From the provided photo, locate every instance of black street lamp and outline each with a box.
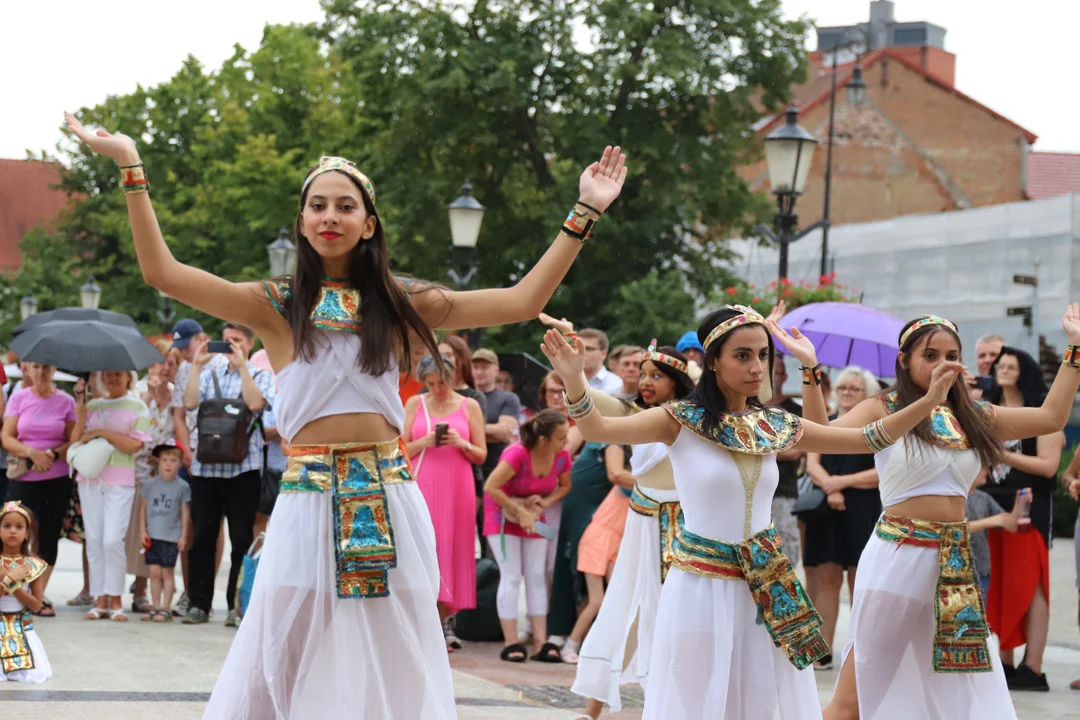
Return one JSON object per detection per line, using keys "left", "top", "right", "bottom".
{"left": 447, "top": 181, "right": 486, "bottom": 347}
{"left": 267, "top": 227, "right": 297, "bottom": 277}
{"left": 821, "top": 31, "right": 870, "bottom": 277}
{"left": 756, "top": 106, "right": 826, "bottom": 285}
{"left": 19, "top": 291, "right": 38, "bottom": 322}
{"left": 80, "top": 275, "right": 102, "bottom": 310}
{"left": 157, "top": 290, "right": 176, "bottom": 334}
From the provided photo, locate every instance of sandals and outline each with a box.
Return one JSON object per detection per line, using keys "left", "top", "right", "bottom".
{"left": 111, "top": 609, "right": 129, "bottom": 622}
{"left": 152, "top": 609, "right": 172, "bottom": 623}
{"left": 531, "top": 642, "right": 563, "bottom": 663}
{"left": 35, "top": 598, "right": 56, "bottom": 617}
{"left": 84, "top": 607, "right": 111, "bottom": 620}
{"left": 132, "top": 595, "right": 153, "bottom": 613}
{"left": 67, "top": 592, "right": 94, "bottom": 607}
{"left": 500, "top": 643, "right": 528, "bottom": 663}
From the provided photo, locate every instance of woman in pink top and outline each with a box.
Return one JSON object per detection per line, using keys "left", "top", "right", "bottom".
{"left": 484, "top": 408, "right": 573, "bottom": 663}
{"left": 403, "top": 353, "right": 487, "bottom": 650}
{"left": 2, "top": 362, "right": 79, "bottom": 612}
{"left": 75, "top": 369, "right": 152, "bottom": 622}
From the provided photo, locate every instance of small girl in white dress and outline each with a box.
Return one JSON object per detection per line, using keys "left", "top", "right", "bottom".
{"left": 0, "top": 501, "right": 52, "bottom": 684}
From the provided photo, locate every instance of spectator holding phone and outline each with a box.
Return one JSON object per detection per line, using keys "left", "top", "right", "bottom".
{"left": 483, "top": 409, "right": 572, "bottom": 664}
{"left": 966, "top": 333, "right": 1005, "bottom": 399}
{"left": 403, "top": 353, "right": 487, "bottom": 651}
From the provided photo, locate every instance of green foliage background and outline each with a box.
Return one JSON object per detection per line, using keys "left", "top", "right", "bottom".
{"left": 11, "top": 0, "right": 809, "bottom": 351}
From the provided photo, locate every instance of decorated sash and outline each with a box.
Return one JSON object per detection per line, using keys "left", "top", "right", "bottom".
{"left": 0, "top": 610, "right": 35, "bottom": 673}
{"left": 671, "top": 524, "right": 828, "bottom": 670}
{"left": 280, "top": 438, "right": 414, "bottom": 599}
{"left": 628, "top": 484, "right": 682, "bottom": 583}
{"left": 875, "top": 514, "right": 992, "bottom": 673}
{"left": 663, "top": 400, "right": 803, "bottom": 456}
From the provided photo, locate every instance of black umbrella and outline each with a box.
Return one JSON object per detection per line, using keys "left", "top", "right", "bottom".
{"left": 13, "top": 307, "right": 139, "bottom": 337}
{"left": 497, "top": 352, "right": 551, "bottom": 411}
{"left": 10, "top": 320, "right": 164, "bottom": 372}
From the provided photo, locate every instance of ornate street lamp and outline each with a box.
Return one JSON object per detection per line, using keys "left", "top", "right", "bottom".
{"left": 19, "top": 291, "right": 38, "bottom": 322}
{"left": 846, "top": 63, "right": 868, "bottom": 107}
{"left": 267, "top": 227, "right": 297, "bottom": 277}
{"left": 80, "top": 275, "right": 102, "bottom": 310}
{"left": 447, "top": 181, "right": 486, "bottom": 347}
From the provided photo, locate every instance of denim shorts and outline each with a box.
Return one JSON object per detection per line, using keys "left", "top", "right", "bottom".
{"left": 146, "top": 539, "right": 179, "bottom": 568}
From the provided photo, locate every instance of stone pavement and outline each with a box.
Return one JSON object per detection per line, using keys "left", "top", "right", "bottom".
{"left": 5, "top": 537, "right": 1080, "bottom": 719}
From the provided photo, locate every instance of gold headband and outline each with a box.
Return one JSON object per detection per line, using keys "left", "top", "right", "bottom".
{"left": 0, "top": 501, "right": 30, "bottom": 524}
{"left": 644, "top": 339, "right": 688, "bottom": 375}
{"left": 302, "top": 156, "right": 377, "bottom": 206}
{"left": 900, "top": 315, "right": 957, "bottom": 347}
{"left": 704, "top": 305, "right": 766, "bottom": 350}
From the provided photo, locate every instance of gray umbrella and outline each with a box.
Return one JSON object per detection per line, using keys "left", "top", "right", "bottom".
{"left": 12, "top": 307, "right": 139, "bottom": 337}
{"left": 10, "top": 319, "right": 164, "bottom": 372}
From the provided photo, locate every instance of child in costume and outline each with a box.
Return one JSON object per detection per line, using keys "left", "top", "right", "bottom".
{"left": 0, "top": 501, "right": 51, "bottom": 683}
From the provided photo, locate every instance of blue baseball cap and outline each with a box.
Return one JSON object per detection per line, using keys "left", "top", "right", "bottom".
{"left": 676, "top": 331, "right": 704, "bottom": 354}
{"left": 171, "top": 319, "right": 204, "bottom": 349}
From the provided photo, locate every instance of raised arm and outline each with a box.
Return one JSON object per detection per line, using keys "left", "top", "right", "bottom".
{"left": 65, "top": 115, "right": 280, "bottom": 336}
{"left": 413, "top": 147, "right": 627, "bottom": 330}
{"left": 767, "top": 313, "right": 828, "bottom": 425}
{"left": 793, "top": 362, "right": 962, "bottom": 455}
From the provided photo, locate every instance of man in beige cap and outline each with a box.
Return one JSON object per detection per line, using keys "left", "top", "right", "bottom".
{"left": 470, "top": 349, "right": 523, "bottom": 486}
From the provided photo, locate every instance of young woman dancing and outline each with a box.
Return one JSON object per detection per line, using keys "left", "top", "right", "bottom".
{"left": 67, "top": 113, "right": 626, "bottom": 718}
{"left": 821, "top": 309, "right": 1080, "bottom": 720}
{"left": 541, "top": 305, "right": 962, "bottom": 719}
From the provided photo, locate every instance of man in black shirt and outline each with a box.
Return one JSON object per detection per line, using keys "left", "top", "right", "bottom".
{"left": 767, "top": 358, "right": 804, "bottom": 566}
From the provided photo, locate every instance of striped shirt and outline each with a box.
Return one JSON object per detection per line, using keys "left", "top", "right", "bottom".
{"left": 79, "top": 396, "right": 152, "bottom": 487}
{"left": 190, "top": 363, "right": 275, "bottom": 479}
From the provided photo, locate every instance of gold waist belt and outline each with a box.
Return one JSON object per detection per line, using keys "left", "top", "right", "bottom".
{"left": 671, "top": 524, "right": 828, "bottom": 670}
{"left": 0, "top": 610, "right": 35, "bottom": 673}
{"left": 628, "top": 484, "right": 682, "bottom": 583}
{"left": 281, "top": 438, "right": 414, "bottom": 599}
{"left": 875, "top": 515, "right": 992, "bottom": 673}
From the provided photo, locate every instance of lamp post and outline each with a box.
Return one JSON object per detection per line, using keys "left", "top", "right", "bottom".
{"left": 80, "top": 275, "right": 102, "bottom": 310}
{"left": 267, "top": 227, "right": 297, "bottom": 277}
{"left": 756, "top": 106, "right": 826, "bottom": 286}
{"left": 821, "top": 31, "right": 870, "bottom": 277}
{"left": 447, "top": 181, "right": 486, "bottom": 347}
{"left": 19, "top": 291, "right": 38, "bottom": 322}
{"left": 157, "top": 289, "right": 176, "bottom": 334}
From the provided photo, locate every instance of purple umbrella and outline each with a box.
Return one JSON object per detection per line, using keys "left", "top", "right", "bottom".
{"left": 775, "top": 302, "right": 905, "bottom": 377}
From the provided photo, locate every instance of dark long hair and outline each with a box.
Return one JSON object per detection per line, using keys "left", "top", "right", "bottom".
{"left": 986, "top": 346, "right": 1047, "bottom": 408}
{"left": 441, "top": 335, "right": 476, "bottom": 389}
{"left": 634, "top": 346, "right": 696, "bottom": 409}
{"left": 284, "top": 166, "right": 442, "bottom": 374}
{"left": 689, "top": 307, "right": 775, "bottom": 433}
{"left": 889, "top": 319, "right": 1002, "bottom": 468}
{"left": 520, "top": 408, "right": 569, "bottom": 450}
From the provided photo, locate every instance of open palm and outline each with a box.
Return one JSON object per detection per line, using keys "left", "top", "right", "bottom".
{"left": 65, "top": 114, "right": 139, "bottom": 164}
{"left": 767, "top": 321, "right": 818, "bottom": 369}
{"left": 578, "top": 146, "right": 628, "bottom": 213}
{"left": 1062, "top": 303, "right": 1080, "bottom": 343}
{"left": 540, "top": 328, "right": 586, "bottom": 379}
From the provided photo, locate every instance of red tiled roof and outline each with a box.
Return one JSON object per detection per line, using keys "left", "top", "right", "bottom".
{"left": 0, "top": 159, "right": 71, "bottom": 272}
{"left": 757, "top": 49, "right": 1038, "bottom": 145}
{"left": 1026, "top": 152, "right": 1080, "bottom": 200}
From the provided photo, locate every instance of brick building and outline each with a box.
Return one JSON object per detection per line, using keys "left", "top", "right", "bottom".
{"left": 0, "top": 159, "right": 70, "bottom": 274}
{"left": 744, "top": 0, "right": 1055, "bottom": 229}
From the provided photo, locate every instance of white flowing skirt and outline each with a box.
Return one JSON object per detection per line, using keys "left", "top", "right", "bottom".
{"left": 839, "top": 533, "right": 1015, "bottom": 719}
{"left": 572, "top": 487, "right": 675, "bottom": 712}
{"left": 644, "top": 564, "right": 822, "bottom": 720}
{"left": 203, "top": 482, "right": 456, "bottom": 720}
{"left": 0, "top": 609, "right": 50, "bottom": 684}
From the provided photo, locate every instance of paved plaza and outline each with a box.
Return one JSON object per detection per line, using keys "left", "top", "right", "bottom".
{"left": 4, "top": 538, "right": 1080, "bottom": 718}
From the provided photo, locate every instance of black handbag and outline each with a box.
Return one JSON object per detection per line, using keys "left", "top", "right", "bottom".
{"left": 791, "top": 474, "right": 831, "bottom": 521}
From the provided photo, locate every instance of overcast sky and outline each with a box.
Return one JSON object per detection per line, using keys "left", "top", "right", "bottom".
{"left": 2, "top": 0, "right": 1076, "bottom": 160}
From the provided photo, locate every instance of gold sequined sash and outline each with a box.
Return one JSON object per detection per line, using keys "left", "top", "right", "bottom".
{"left": 875, "top": 515, "right": 992, "bottom": 673}
{"left": 628, "top": 484, "right": 682, "bottom": 583}
{"left": 671, "top": 524, "right": 828, "bottom": 670}
{"left": 0, "top": 610, "right": 34, "bottom": 673}
{"left": 280, "top": 438, "right": 414, "bottom": 599}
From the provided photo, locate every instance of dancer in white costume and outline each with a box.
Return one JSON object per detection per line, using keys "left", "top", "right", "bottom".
{"left": 542, "top": 327, "right": 695, "bottom": 718}
{"left": 541, "top": 305, "right": 962, "bottom": 720}
{"left": 0, "top": 502, "right": 52, "bottom": 684}
{"left": 822, "top": 310, "right": 1080, "bottom": 720}
{"left": 67, "top": 114, "right": 627, "bottom": 719}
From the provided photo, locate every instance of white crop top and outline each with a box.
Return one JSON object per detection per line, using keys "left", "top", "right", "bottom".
{"left": 274, "top": 332, "right": 404, "bottom": 441}
{"left": 875, "top": 437, "right": 982, "bottom": 507}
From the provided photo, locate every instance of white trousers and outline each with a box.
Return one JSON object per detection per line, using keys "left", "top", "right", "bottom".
{"left": 488, "top": 535, "right": 549, "bottom": 619}
{"left": 79, "top": 480, "right": 136, "bottom": 597}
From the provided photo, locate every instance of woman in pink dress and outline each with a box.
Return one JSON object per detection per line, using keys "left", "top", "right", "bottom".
{"left": 403, "top": 353, "right": 487, "bottom": 650}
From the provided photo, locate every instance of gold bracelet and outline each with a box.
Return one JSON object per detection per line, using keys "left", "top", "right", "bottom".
{"left": 801, "top": 364, "right": 823, "bottom": 386}
{"left": 120, "top": 163, "right": 149, "bottom": 195}
{"left": 562, "top": 202, "right": 601, "bottom": 243}
{"left": 1, "top": 576, "right": 20, "bottom": 595}
{"left": 1063, "top": 345, "right": 1080, "bottom": 370}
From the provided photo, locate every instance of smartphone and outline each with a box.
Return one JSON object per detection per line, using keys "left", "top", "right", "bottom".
{"left": 532, "top": 520, "right": 558, "bottom": 541}
{"left": 207, "top": 340, "right": 232, "bottom": 354}
{"left": 434, "top": 423, "right": 449, "bottom": 447}
{"left": 974, "top": 376, "right": 994, "bottom": 392}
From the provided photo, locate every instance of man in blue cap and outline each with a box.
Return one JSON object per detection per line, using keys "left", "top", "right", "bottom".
{"left": 676, "top": 330, "right": 704, "bottom": 370}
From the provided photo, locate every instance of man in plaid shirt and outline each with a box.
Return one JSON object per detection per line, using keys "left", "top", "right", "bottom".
{"left": 180, "top": 322, "right": 274, "bottom": 626}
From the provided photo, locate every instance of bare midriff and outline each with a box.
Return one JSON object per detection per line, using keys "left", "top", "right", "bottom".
{"left": 885, "top": 494, "right": 967, "bottom": 524}
{"left": 291, "top": 412, "right": 400, "bottom": 446}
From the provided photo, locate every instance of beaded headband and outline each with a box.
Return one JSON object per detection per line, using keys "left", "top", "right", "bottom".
{"left": 0, "top": 501, "right": 31, "bottom": 524}
{"left": 302, "top": 156, "right": 377, "bottom": 206}
{"left": 643, "top": 339, "right": 688, "bottom": 375}
{"left": 899, "top": 315, "right": 958, "bottom": 347}
{"left": 703, "top": 305, "right": 767, "bottom": 351}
